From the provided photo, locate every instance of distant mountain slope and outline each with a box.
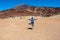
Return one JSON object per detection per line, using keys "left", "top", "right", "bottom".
{"left": 0, "top": 4, "right": 60, "bottom": 19}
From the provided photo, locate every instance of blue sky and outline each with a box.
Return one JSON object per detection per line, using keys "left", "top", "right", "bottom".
{"left": 0, "top": 0, "right": 60, "bottom": 11}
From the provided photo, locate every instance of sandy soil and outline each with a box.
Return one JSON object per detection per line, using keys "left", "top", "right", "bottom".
{"left": 0, "top": 16, "right": 60, "bottom": 40}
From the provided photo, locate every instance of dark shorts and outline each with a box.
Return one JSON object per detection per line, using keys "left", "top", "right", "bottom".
{"left": 31, "top": 22, "right": 34, "bottom": 27}
{"left": 31, "top": 22, "right": 34, "bottom": 24}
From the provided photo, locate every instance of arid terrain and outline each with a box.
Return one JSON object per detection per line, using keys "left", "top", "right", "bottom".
{"left": 0, "top": 16, "right": 60, "bottom": 40}
{"left": 0, "top": 4, "right": 60, "bottom": 40}
{"left": 0, "top": 4, "right": 60, "bottom": 19}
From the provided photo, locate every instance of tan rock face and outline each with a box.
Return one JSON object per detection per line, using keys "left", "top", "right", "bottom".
{"left": 0, "top": 4, "right": 60, "bottom": 19}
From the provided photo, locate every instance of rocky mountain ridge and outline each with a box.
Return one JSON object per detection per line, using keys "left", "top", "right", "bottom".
{"left": 0, "top": 4, "right": 60, "bottom": 19}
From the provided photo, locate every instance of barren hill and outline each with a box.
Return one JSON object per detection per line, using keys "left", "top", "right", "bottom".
{"left": 0, "top": 4, "right": 60, "bottom": 19}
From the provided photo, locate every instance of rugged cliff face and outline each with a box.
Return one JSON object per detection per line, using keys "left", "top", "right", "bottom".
{"left": 0, "top": 4, "right": 60, "bottom": 19}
